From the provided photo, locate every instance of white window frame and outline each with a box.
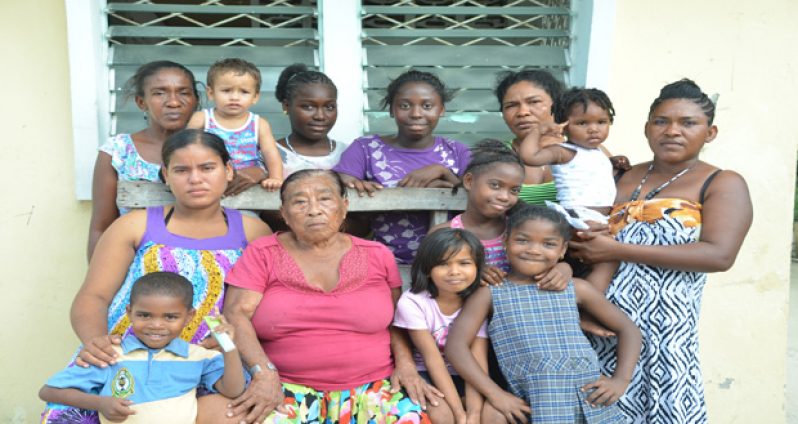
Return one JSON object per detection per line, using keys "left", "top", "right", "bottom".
{"left": 66, "top": 0, "right": 109, "bottom": 200}
{"left": 66, "top": 0, "right": 614, "bottom": 200}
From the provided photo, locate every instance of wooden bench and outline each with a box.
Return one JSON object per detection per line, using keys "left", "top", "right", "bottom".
{"left": 118, "top": 181, "right": 468, "bottom": 284}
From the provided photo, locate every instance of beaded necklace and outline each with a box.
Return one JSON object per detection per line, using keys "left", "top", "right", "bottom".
{"left": 629, "top": 162, "right": 694, "bottom": 201}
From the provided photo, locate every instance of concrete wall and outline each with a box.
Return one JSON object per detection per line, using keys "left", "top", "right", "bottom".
{"left": 0, "top": 1, "right": 91, "bottom": 422}
{"left": 607, "top": 1, "right": 797, "bottom": 422}
{"left": 0, "top": 0, "right": 794, "bottom": 422}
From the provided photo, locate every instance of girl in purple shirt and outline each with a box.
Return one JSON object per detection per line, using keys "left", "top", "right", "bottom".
{"left": 334, "top": 70, "right": 471, "bottom": 263}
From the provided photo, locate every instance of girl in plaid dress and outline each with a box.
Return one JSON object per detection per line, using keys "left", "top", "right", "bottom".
{"left": 446, "top": 205, "right": 641, "bottom": 423}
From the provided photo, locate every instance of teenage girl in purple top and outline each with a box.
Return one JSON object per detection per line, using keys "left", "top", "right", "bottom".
{"left": 333, "top": 70, "right": 471, "bottom": 264}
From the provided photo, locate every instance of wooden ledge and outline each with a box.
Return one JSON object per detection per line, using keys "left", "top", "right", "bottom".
{"left": 117, "top": 181, "right": 467, "bottom": 226}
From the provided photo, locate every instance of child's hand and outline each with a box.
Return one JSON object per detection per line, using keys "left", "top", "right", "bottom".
{"left": 212, "top": 315, "right": 236, "bottom": 344}
{"left": 259, "top": 178, "right": 283, "bottom": 192}
{"left": 226, "top": 167, "right": 267, "bottom": 196}
{"left": 77, "top": 334, "right": 122, "bottom": 368}
{"left": 480, "top": 265, "right": 506, "bottom": 286}
{"left": 539, "top": 121, "right": 568, "bottom": 148}
{"left": 98, "top": 396, "right": 135, "bottom": 422}
{"left": 487, "top": 390, "right": 531, "bottom": 424}
{"left": 399, "top": 165, "right": 447, "bottom": 188}
{"left": 340, "top": 174, "right": 383, "bottom": 197}
{"left": 534, "top": 265, "right": 569, "bottom": 291}
{"left": 581, "top": 374, "right": 629, "bottom": 408}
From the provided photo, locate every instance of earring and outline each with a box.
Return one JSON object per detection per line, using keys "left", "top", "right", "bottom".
{"left": 283, "top": 110, "right": 288, "bottom": 115}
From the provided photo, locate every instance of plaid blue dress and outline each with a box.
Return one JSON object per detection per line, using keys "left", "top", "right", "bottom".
{"left": 490, "top": 280, "right": 624, "bottom": 423}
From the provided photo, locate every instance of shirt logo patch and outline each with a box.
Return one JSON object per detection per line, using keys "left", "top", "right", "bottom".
{"left": 111, "top": 367, "right": 135, "bottom": 398}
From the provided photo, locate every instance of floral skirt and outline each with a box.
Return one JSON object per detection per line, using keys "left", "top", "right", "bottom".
{"left": 266, "top": 379, "right": 430, "bottom": 424}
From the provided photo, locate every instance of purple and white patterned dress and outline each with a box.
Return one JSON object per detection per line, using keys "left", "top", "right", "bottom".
{"left": 204, "top": 108, "right": 263, "bottom": 170}
{"left": 99, "top": 134, "right": 162, "bottom": 215}
{"left": 333, "top": 135, "right": 471, "bottom": 264}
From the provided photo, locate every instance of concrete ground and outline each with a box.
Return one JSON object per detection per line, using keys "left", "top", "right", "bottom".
{"left": 788, "top": 261, "right": 798, "bottom": 422}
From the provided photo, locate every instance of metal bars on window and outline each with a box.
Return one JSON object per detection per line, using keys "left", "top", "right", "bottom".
{"left": 361, "top": 0, "right": 572, "bottom": 144}
{"left": 105, "top": 0, "right": 319, "bottom": 136}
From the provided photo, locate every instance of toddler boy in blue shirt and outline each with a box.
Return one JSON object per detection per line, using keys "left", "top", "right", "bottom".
{"left": 39, "top": 272, "right": 245, "bottom": 423}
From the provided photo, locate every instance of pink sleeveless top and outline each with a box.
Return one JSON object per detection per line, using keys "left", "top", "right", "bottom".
{"left": 450, "top": 214, "right": 509, "bottom": 273}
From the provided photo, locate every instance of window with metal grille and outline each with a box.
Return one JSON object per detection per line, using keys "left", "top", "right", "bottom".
{"left": 361, "top": 0, "right": 572, "bottom": 144}
{"left": 106, "top": 0, "right": 319, "bottom": 137}
{"left": 67, "top": 0, "right": 612, "bottom": 199}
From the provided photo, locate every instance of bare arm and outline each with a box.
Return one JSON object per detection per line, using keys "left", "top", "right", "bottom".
{"left": 574, "top": 279, "right": 641, "bottom": 405}
{"left": 211, "top": 318, "right": 246, "bottom": 398}
{"left": 571, "top": 171, "right": 753, "bottom": 272}
{"left": 583, "top": 261, "right": 619, "bottom": 294}
{"left": 223, "top": 286, "right": 284, "bottom": 423}
{"left": 408, "top": 329, "right": 466, "bottom": 420}
{"left": 39, "top": 387, "right": 135, "bottom": 421}
{"left": 445, "top": 287, "right": 499, "bottom": 398}
{"left": 74, "top": 211, "right": 146, "bottom": 367}
{"left": 186, "top": 110, "right": 206, "bottom": 129}
{"left": 389, "top": 287, "right": 443, "bottom": 409}
{"left": 523, "top": 145, "right": 575, "bottom": 167}
{"left": 87, "top": 152, "right": 120, "bottom": 261}
{"left": 258, "top": 117, "right": 284, "bottom": 191}
{"left": 241, "top": 215, "right": 272, "bottom": 242}
{"left": 517, "top": 123, "right": 573, "bottom": 167}
{"left": 464, "top": 337, "right": 488, "bottom": 421}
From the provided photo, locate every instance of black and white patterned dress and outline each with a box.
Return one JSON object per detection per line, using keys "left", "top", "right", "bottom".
{"left": 590, "top": 196, "right": 708, "bottom": 423}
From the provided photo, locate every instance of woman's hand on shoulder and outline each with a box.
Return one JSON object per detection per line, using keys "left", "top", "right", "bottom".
{"left": 480, "top": 265, "right": 506, "bottom": 287}
{"left": 339, "top": 173, "right": 383, "bottom": 197}
{"left": 76, "top": 334, "right": 122, "bottom": 368}
{"left": 389, "top": 360, "right": 444, "bottom": 411}
{"left": 228, "top": 370, "right": 287, "bottom": 424}
{"left": 535, "top": 261, "right": 572, "bottom": 291}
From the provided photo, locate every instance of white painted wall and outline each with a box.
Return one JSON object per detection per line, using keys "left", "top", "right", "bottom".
{"left": 0, "top": 1, "right": 90, "bottom": 422}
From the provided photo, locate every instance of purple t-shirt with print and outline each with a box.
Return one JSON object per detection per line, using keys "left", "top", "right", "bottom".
{"left": 333, "top": 135, "right": 471, "bottom": 263}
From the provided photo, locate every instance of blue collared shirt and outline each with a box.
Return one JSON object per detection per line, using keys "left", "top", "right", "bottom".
{"left": 46, "top": 334, "right": 227, "bottom": 421}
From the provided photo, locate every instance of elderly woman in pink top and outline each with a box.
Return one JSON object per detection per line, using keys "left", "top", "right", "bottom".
{"left": 223, "top": 169, "right": 437, "bottom": 424}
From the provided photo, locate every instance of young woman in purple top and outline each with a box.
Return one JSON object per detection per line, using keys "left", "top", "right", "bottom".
{"left": 333, "top": 70, "right": 471, "bottom": 264}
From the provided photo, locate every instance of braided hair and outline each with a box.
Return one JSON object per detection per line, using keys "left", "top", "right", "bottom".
{"left": 275, "top": 63, "right": 337, "bottom": 105}
{"left": 380, "top": 69, "right": 454, "bottom": 112}
{"left": 453, "top": 139, "right": 524, "bottom": 194}
{"left": 553, "top": 87, "right": 615, "bottom": 124}
{"left": 649, "top": 78, "right": 716, "bottom": 124}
